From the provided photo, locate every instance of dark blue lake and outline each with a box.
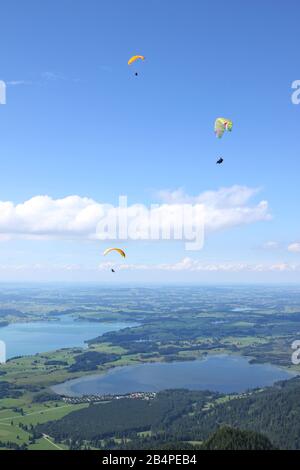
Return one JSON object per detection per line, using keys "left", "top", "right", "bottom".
{"left": 52, "top": 354, "right": 296, "bottom": 396}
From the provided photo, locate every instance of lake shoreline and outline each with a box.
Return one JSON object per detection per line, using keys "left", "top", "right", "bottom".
{"left": 0, "top": 316, "right": 138, "bottom": 359}
{"left": 51, "top": 353, "right": 298, "bottom": 397}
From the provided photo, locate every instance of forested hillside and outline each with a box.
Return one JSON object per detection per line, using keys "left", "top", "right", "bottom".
{"left": 202, "top": 426, "right": 275, "bottom": 450}
{"left": 35, "top": 377, "right": 300, "bottom": 449}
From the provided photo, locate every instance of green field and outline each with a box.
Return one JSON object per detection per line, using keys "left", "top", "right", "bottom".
{"left": 0, "top": 402, "right": 88, "bottom": 448}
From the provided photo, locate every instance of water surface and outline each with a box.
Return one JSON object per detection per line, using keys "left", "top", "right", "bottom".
{"left": 0, "top": 316, "right": 135, "bottom": 358}
{"left": 52, "top": 354, "right": 296, "bottom": 396}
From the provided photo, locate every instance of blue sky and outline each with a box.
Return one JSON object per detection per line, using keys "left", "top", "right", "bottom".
{"left": 0, "top": 0, "right": 299, "bottom": 282}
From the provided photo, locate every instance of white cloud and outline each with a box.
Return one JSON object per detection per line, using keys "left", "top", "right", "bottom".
{"left": 157, "top": 186, "right": 270, "bottom": 233}
{"left": 6, "top": 80, "right": 31, "bottom": 86}
{"left": 117, "top": 258, "right": 300, "bottom": 273}
{"left": 262, "top": 241, "right": 280, "bottom": 250}
{"left": 41, "top": 72, "right": 80, "bottom": 83}
{"left": 288, "top": 243, "right": 300, "bottom": 253}
{"left": 0, "top": 195, "right": 104, "bottom": 239}
{"left": 157, "top": 185, "right": 261, "bottom": 206}
{"left": 6, "top": 72, "right": 79, "bottom": 88}
{"left": 0, "top": 186, "right": 270, "bottom": 242}
{"left": 0, "top": 259, "right": 298, "bottom": 274}
{"left": 41, "top": 71, "right": 66, "bottom": 81}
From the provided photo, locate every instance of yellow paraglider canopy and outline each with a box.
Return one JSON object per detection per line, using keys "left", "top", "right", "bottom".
{"left": 103, "top": 247, "right": 126, "bottom": 258}
{"left": 128, "top": 55, "right": 145, "bottom": 66}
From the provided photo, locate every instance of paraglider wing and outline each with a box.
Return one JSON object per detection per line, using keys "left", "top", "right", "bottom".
{"left": 214, "top": 118, "right": 225, "bottom": 138}
{"left": 225, "top": 119, "right": 233, "bottom": 132}
{"left": 128, "top": 55, "right": 145, "bottom": 66}
{"left": 214, "top": 118, "right": 233, "bottom": 138}
{"left": 103, "top": 248, "right": 126, "bottom": 258}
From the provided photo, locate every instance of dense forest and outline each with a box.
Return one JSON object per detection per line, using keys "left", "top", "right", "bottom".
{"left": 201, "top": 427, "right": 275, "bottom": 450}
{"left": 36, "top": 390, "right": 214, "bottom": 442}
{"left": 36, "top": 377, "right": 300, "bottom": 449}
{"left": 0, "top": 381, "right": 22, "bottom": 399}
{"left": 68, "top": 351, "right": 121, "bottom": 372}
{"left": 185, "top": 377, "right": 300, "bottom": 450}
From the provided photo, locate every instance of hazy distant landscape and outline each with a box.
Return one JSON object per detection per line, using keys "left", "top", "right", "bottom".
{"left": 1, "top": 284, "right": 300, "bottom": 450}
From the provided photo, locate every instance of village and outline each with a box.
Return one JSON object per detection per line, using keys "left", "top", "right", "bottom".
{"left": 61, "top": 391, "right": 157, "bottom": 404}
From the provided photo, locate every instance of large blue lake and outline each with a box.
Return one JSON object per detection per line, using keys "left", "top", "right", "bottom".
{"left": 0, "top": 316, "right": 135, "bottom": 359}
{"left": 52, "top": 354, "right": 296, "bottom": 396}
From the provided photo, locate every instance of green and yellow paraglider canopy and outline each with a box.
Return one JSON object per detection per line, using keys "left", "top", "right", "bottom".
{"left": 103, "top": 247, "right": 126, "bottom": 258}
{"left": 214, "top": 117, "right": 233, "bottom": 138}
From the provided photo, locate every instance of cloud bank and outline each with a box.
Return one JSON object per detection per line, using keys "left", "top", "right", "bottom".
{"left": 115, "top": 258, "right": 300, "bottom": 273}
{"left": 288, "top": 243, "right": 300, "bottom": 253}
{"left": 0, "top": 186, "right": 270, "bottom": 242}
{"left": 0, "top": 259, "right": 298, "bottom": 274}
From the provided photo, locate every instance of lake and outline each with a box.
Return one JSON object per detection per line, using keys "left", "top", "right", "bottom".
{"left": 0, "top": 316, "right": 136, "bottom": 359}
{"left": 52, "top": 354, "right": 296, "bottom": 396}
